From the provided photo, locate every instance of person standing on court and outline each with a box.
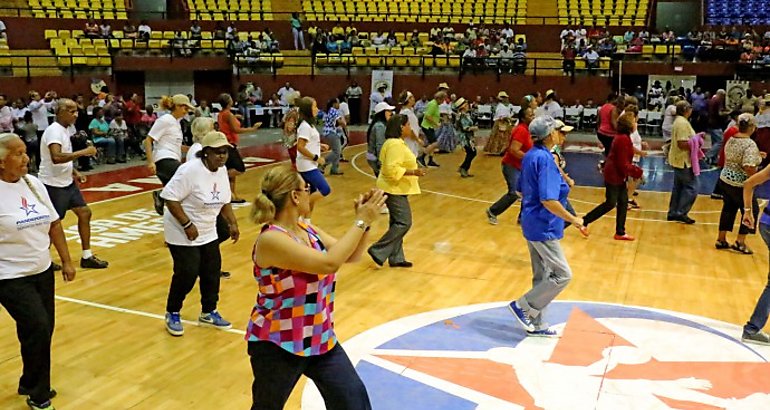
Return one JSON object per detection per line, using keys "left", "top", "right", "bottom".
{"left": 486, "top": 107, "right": 534, "bottom": 225}
{"left": 454, "top": 97, "right": 478, "bottom": 178}
{"left": 739, "top": 161, "right": 770, "bottom": 346}
{"left": 0, "top": 132, "right": 76, "bottom": 410}
{"left": 38, "top": 98, "right": 108, "bottom": 269}
{"left": 144, "top": 94, "right": 195, "bottom": 215}
{"left": 346, "top": 81, "right": 363, "bottom": 125}
{"left": 715, "top": 113, "right": 762, "bottom": 254}
{"left": 597, "top": 93, "right": 625, "bottom": 159}
{"left": 417, "top": 91, "right": 444, "bottom": 167}
{"left": 368, "top": 114, "right": 426, "bottom": 268}
{"left": 249, "top": 166, "right": 386, "bottom": 410}
{"left": 581, "top": 112, "right": 642, "bottom": 241}
{"left": 321, "top": 97, "right": 345, "bottom": 176}
{"left": 705, "top": 89, "right": 730, "bottom": 165}
{"left": 295, "top": 96, "right": 330, "bottom": 219}
{"left": 508, "top": 116, "right": 588, "bottom": 337}
{"left": 366, "top": 101, "right": 395, "bottom": 176}
{"left": 161, "top": 131, "right": 239, "bottom": 336}
{"left": 667, "top": 101, "right": 699, "bottom": 224}
{"left": 217, "top": 93, "right": 261, "bottom": 203}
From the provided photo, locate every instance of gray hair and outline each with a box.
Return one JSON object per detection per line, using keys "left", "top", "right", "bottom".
{"left": 0, "top": 132, "right": 21, "bottom": 161}
{"left": 191, "top": 117, "right": 215, "bottom": 143}
{"left": 55, "top": 98, "right": 76, "bottom": 115}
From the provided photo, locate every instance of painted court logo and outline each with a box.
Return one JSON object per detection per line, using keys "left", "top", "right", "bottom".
{"left": 302, "top": 301, "right": 770, "bottom": 409}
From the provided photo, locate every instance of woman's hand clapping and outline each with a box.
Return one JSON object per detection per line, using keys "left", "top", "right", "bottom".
{"left": 354, "top": 189, "right": 388, "bottom": 226}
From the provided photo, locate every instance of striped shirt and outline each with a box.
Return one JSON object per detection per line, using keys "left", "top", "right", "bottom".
{"left": 246, "top": 223, "right": 337, "bottom": 356}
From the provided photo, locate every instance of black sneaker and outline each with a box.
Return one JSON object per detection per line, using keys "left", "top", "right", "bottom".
{"left": 427, "top": 159, "right": 440, "bottom": 167}
{"left": 416, "top": 155, "right": 427, "bottom": 167}
{"left": 681, "top": 216, "right": 696, "bottom": 224}
{"left": 710, "top": 193, "right": 724, "bottom": 200}
{"left": 221, "top": 271, "right": 231, "bottom": 279}
{"left": 152, "top": 191, "right": 164, "bottom": 216}
{"left": 742, "top": 330, "right": 770, "bottom": 346}
{"left": 18, "top": 387, "right": 56, "bottom": 400}
{"left": 81, "top": 256, "right": 109, "bottom": 269}
{"left": 25, "top": 397, "right": 54, "bottom": 410}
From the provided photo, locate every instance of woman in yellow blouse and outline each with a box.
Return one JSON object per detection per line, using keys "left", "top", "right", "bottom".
{"left": 368, "top": 114, "right": 426, "bottom": 268}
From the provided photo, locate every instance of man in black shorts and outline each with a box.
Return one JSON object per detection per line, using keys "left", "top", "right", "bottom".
{"left": 38, "top": 99, "right": 108, "bottom": 269}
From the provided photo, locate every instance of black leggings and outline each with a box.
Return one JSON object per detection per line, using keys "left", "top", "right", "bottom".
{"left": 718, "top": 180, "right": 758, "bottom": 235}
{"left": 583, "top": 182, "right": 628, "bottom": 235}
{"left": 460, "top": 144, "right": 477, "bottom": 171}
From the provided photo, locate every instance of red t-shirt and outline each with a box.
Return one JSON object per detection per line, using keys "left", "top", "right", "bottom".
{"left": 124, "top": 100, "right": 142, "bottom": 126}
{"left": 502, "top": 122, "right": 533, "bottom": 170}
{"left": 717, "top": 126, "right": 739, "bottom": 168}
{"left": 218, "top": 108, "right": 239, "bottom": 145}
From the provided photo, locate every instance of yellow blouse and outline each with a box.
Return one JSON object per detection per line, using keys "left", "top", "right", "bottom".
{"left": 376, "top": 138, "right": 421, "bottom": 195}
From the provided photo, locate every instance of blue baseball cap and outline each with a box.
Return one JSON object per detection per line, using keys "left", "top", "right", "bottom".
{"left": 529, "top": 115, "right": 557, "bottom": 140}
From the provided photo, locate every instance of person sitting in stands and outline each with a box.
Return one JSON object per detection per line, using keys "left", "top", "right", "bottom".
{"left": 137, "top": 20, "right": 151, "bottom": 41}
{"left": 100, "top": 21, "right": 112, "bottom": 39}
{"left": 85, "top": 18, "right": 100, "bottom": 39}
{"left": 123, "top": 21, "right": 138, "bottom": 39}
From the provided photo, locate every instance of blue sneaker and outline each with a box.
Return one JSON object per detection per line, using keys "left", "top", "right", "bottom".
{"left": 526, "top": 328, "right": 559, "bottom": 338}
{"left": 508, "top": 301, "right": 535, "bottom": 332}
{"left": 165, "top": 312, "right": 184, "bottom": 336}
{"left": 199, "top": 310, "right": 232, "bottom": 330}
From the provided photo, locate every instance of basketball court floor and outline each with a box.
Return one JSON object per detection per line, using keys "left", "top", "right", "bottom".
{"left": 1, "top": 132, "right": 769, "bottom": 409}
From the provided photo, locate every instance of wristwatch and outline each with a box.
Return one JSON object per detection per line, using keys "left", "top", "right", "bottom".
{"left": 354, "top": 219, "right": 369, "bottom": 231}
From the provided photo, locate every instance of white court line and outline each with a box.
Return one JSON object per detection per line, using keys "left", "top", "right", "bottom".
{"left": 55, "top": 295, "right": 247, "bottom": 336}
{"left": 350, "top": 151, "right": 724, "bottom": 224}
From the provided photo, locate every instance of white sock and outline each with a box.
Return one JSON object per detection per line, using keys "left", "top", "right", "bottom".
{"left": 82, "top": 249, "right": 93, "bottom": 259}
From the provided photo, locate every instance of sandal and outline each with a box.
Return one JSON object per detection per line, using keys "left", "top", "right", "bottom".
{"left": 715, "top": 240, "right": 730, "bottom": 250}
{"left": 731, "top": 242, "right": 753, "bottom": 255}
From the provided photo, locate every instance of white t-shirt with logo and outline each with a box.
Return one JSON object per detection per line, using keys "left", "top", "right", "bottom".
{"left": 148, "top": 113, "right": 183, "bottom": 162}
{"left": 160, "top": 159, "right": 231, "bottom": 246}
{"left": 0, "top": 175, "right": 57, "bottom": 279}
{"left": 296, "top": 121, "right": 321, "bottom": 172}
{"left": 38, "top": 122, "right": 75, "bottom": 188}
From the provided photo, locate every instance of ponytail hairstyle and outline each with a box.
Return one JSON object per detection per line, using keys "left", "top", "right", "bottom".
{"left": 251, "top": 166, "right": 305, "bottom": 224}
{"left": 295, "top": 96, "right": 316, "bottom": 125}
{"left": 159, "top": 95, "right": 176, "bottom": 111}
{"left": 737, "top": 113, "right": 756, "bottom": 134}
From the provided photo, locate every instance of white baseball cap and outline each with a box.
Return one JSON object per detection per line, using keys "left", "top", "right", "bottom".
{"left": 374, "top": 101, "right": 395, "bottom": 114}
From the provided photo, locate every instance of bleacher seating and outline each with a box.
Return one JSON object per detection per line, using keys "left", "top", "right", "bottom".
{"left": 705, "top": 0, "right": 770, "bottom": 25}
{"left": 27, "top": 0, "right": 128, "bottom": 19}
{"left": 187, "top": 0, "right": 273, "bottom": 21}
{"left": 302, "top": 0, "right": 527, "bottom": 25}
{"left": 0, "top": 38, "right": 11, "bottom": 72}
{"left": 557, "top": 0, "right": 648, "bottom": 26}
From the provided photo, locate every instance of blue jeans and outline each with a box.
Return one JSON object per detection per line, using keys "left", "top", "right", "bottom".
{"left": 744, "top": 223, "right": 770, "bottom": 335}
{"left": 667, "top": 167, "right": 699, "bottom": 219}
{"left": 706, "top": 128, "right": 723, "bottom": 162}
{"left": 489, "top": 164, "right": 520, "bottom": 216}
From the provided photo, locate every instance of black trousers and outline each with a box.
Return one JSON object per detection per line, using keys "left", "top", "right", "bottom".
{"left": 460, "top": 144, "right": 477, "bottom": 171}
{"left": 0, "top": 267, "right": 55, "bottom": 404}
{"left": 718, "top": 180, "right": 758, "bottom": 235}
{"left": 583, "top": 182, "right": 628, "bottom": 235}
{"left": 349, "top": 97, "right": 361, "bottom": 125}
{"left": 248, "top": 341, "right": 371, "bottom": 410}
{"left": 155, "top": 158, "right": 181, "bottom": 186}
{"left": 597, "top": 133, "right": 614, "bottom": 158}
{"left": 165, "top": 240, "right": 222, "bottom": 313}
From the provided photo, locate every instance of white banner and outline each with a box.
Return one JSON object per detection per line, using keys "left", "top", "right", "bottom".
{"left": 369, "top": 70, "right": 394, "bottom": 120}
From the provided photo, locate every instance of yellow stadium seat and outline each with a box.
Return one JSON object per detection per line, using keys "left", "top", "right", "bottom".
{"left": 45, "top": 30, "right": 59, "bottom": 40}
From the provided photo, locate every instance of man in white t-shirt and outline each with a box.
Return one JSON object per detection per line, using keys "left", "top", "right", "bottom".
{"left": 539, "top": 89, "right": 563, "bottom": 119}
{"left": 277, "top": 82, "right": 295, "bottom": 106}
{"left": 39, "top": 99, "right": 108, "bottom": 269}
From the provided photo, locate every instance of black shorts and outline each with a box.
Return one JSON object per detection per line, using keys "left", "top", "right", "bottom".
{"left": 421, "top": 127, "right": 437, "bottom": 144}
{"left": 155, "top": 158, "right": 181, "bottom": 186}
{"left": 45, "top": 182, "right": 87, "bottom": 219}
{"left": 225, "top": 145, "right": 246, "bottom": 173}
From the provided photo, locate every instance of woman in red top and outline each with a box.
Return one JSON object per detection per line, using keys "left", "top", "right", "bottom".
{"left": 486, "top": 108, "right": 534, "bottom": 225}
{"left": 582, "top": 111, "right": 643, "bottom": 241}
{"left": 217, "top": 93, "right": 261, "bottom": 203}
{"left": 597, "top": 93, "right": 625, "bottom": 158}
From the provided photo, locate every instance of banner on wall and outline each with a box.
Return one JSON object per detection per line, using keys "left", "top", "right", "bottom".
{"left": 369, "top": 70, "right": 394, "bottom": 119}
{"left": 726, "top": 80, "right": 750, "bottom": 111}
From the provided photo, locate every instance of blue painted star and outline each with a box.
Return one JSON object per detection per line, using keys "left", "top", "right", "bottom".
{"left": 20, "top": 196, "right": 38, "bottom": 217}
{"left": 211, "top": 183, "right": 221, "bottom": 200}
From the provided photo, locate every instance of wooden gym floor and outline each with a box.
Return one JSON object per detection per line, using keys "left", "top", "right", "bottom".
{"left": 1, "top": 144, "right": 768, "bottom": 409}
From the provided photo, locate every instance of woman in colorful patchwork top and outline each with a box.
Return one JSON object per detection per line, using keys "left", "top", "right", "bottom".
{"left": 248, "top": 165, "right": 386, "bottom": 410}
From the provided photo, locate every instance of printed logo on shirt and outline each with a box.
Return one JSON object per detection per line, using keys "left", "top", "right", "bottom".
{"left": 16, "top": 195, "right": 49, "bottom": 230}
{"left": 211, "top": 183, "right": 221, "bottom": 201}
{"left": 204, "top": 183, "right": 224, "bottom": 207}
{"left": 301, "top": 301, "right": 770, "bottom": 409}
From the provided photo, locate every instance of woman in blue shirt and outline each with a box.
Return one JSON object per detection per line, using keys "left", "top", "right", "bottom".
{"left": 508, "top": 116, "right": 588, "bottom": 338}
{"left": 88, "top": 107, "right": 121, "bottom": 164}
